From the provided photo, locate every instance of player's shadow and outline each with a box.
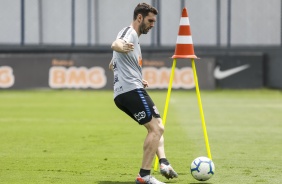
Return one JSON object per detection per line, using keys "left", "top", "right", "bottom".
{"left": 98, "top": 181, "right": 178, "bottom": 184}
{"left": 98, "top": 182, "right": 132, "bottom": 184}
{"left": 98, "top": 180, "right": 210, "bottom": 184}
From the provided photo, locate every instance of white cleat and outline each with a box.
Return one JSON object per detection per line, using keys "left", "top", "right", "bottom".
{"left": 135, "top": 174, "right": 166, "bottom": 184}
{"left": 160, "top": 163, "right": 178, "bottom": 180}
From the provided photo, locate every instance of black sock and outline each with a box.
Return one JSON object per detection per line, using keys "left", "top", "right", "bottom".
{"left": 159, "top": 158, "right": 170, "bottom": 165}
{"left": 139, "top": 168, "right": 150, "bottom": 177}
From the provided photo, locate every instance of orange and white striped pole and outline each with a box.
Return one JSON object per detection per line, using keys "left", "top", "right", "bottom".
{"left": 153, "top": 7, "right": 212, "bottom": 171}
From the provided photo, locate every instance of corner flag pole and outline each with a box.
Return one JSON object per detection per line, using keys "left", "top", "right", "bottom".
{"left": 191, "top": 59, "right": 212, "bottom": 160}
{"left": 153, "top": 58, "right": 177, "bottom": 171}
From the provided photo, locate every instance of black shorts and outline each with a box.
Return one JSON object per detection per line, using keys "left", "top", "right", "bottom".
{"left": 114, "top": 88, "right": 161, "bottom": 125}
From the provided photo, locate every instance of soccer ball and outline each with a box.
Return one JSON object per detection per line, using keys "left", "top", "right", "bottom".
{"left": 190, "top": 156, "right": 215, "bottom": 181}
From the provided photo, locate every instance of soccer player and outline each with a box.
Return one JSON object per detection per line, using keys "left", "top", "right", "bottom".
{"left": 109, "top": 3, "right": 178, "bottom": 184}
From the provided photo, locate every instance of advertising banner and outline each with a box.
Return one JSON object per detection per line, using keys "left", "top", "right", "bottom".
{"left": 214, "top": 54, "right": 264, "bottom": 88}
{"left": 0, "top": 53, "right": 216, "bottom": 90}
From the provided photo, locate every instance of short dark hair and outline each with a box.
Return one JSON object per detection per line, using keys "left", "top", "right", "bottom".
{"left": 133, "top": 3, "right": 158, "bottom": 20}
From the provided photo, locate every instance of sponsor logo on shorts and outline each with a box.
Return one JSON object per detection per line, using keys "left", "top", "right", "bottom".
{"left": 134, "top": 111, "right": 146, "bottom": 122}
{"left": 153, "top": 106, "right": 160, "bottom": 115}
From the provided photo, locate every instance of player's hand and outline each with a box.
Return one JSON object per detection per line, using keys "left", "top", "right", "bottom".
{"left": 109, "top": 59, "right": 113, "bottom": 71}
{"left": 123, "top": 42, "right": 134, "bottom": 52}
{"left": 142, "top": 79, "right": 149, "bottom": 88}
{"left": 111, "top": 39, "right": 134, "bottom": 53}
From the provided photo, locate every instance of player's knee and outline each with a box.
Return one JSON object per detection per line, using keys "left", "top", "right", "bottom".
{"left": 157, "top": 125, "right": 164, "bottom": 136}
{"left": 155, "top": 118, "right": 164, "bottom": 135}
{"left": 144, "top": 117, "right": 164, "bottom": 135}
{"left": 154, "top": 126, "right": 164, "bottom": 138}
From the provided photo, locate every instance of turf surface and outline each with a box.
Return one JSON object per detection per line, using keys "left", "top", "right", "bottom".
{"left": 0, "top": 89, "right": 281, "bottom": 183}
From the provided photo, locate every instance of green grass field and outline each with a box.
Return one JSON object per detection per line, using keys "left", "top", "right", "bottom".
{"left": 0, "top": 89, "right": 282, "bottom": 184}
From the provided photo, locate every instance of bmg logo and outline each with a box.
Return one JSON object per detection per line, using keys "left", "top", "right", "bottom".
{"left": 0, "top": 66, "right": 14, "bottom": 88}
{"left": 134, "top": 111, "right": 146, "bottom": 122}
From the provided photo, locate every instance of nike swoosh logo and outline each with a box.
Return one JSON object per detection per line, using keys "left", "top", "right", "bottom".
{"left": 214, "top": 64, "right": 250, "bottom": 79}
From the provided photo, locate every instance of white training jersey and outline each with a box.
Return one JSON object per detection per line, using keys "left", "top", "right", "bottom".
{"left": 112, "top": 26, "right": 143, "bottom": 98}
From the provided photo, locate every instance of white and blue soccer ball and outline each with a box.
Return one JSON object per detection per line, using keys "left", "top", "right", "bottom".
{"left": 190, "top": 156, "right": 215, "bottom": 181}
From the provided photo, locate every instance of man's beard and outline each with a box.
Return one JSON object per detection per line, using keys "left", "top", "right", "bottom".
{"left": 139, "top": 21, "right": 150, "bottom": 34}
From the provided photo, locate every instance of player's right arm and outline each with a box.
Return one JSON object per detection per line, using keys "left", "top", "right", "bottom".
{"left": 111, "top": 39, "right": 134, "bottom": 53}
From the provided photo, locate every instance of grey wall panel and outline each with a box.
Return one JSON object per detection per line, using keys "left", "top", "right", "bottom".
{"left": 160, "top": 0, "right": 181, "bottom": 46}
{"left": 96, "top": 0, "right": 133, "bottom": 45}
{"left": 0, "top": 0, "right": 21, "bottom": 44}
{"left": 220, "top": 0, "right": 228, "bottom": 46}
{"left": 42, "top": 0, "right": 72, "bottom": 45}
{"left": 160, "top": 0, "right": 218, "bottom": 46}
{"left": 0, "top": 0, "right": 281, "bottom": 46}
{"left": 185, "top": 0, "right": 217, "bottom": 46}
{"left": 96, "top": 0, "right": 152, "bottom": 45}
{"left": 25, "top": 0, "right": 39, "bottom": 44}
{"left": 74, "top": 0, "right": 88, "bottom": 45}
{"left": 231, "top": 0, "right": 281, "bottom": 46}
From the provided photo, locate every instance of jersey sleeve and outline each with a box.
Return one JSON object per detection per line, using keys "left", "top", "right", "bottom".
{"left": 116, "top": 27, "right": 134, "bottom": 43}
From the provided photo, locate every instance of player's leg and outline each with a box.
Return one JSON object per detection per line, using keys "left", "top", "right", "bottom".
{"left": 137, "top": 89, "right": 178, "bottom": 180}
{"left": 114, "top": 89, "right": 170, "bottom": 183}
{"left": 156, "top": 126, "right": 178, "bottom": 179}
{"left": 136, "top": 117, "right": 166, "bottom": 184}
{"left": 141, "top": 117, "right": 164, "bottom": 170}
{"left": 132, "top": 89, "right": 166, "bottom": 184}
{"left": 156, "top": 133, "right": 166, "bottom": 159}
